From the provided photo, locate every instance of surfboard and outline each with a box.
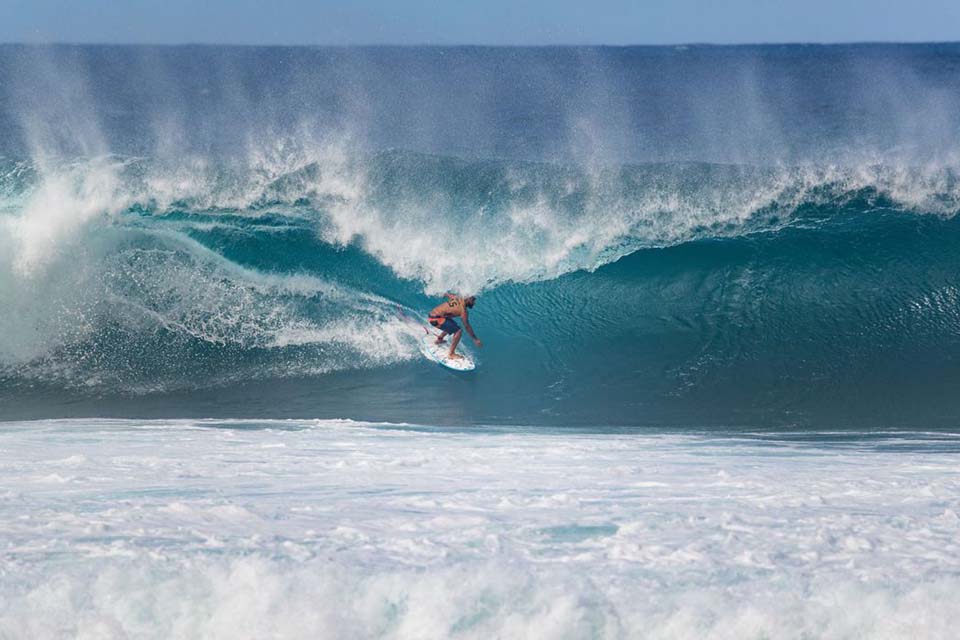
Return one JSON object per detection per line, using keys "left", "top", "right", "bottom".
{"left": 419, "top": 334, "right": 476, "bottom": 371}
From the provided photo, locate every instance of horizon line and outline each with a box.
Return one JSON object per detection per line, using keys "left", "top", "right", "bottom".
{"left": 2, "top": 40, "right": 959, "bottom": 49}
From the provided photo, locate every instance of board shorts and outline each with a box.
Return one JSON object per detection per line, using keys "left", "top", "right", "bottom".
{"left": 428, "top": 316, "right": 461, "bottom": 334}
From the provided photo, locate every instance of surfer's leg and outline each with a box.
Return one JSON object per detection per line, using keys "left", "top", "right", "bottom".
{"left": 448, "top": 329, "right": 464, "bottom": 359}
{"left": 435, "top": 331, "right": 447, "bottom": 344}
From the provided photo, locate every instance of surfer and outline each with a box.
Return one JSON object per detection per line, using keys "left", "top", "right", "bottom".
{"left": 427, "top": 294, "right": 482, "bottom": 360}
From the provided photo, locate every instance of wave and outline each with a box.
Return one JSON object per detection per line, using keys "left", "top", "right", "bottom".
{"left": 5, "top": 555, "right": 957, "bottom": 639}
{"left": 2, "top": 148, "right": 960, "bottom": 425}
{"left": 4, "top": 150, "right": 960, "bottom": 282}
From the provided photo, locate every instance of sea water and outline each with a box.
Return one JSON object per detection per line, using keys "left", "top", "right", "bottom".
{"left": 2, "top": 44, "right": 960, "bottom": 637}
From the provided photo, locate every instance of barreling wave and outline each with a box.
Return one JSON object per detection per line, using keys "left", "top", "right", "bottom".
{"left": 2, "top": 147, "right": 960, "bottom": 426}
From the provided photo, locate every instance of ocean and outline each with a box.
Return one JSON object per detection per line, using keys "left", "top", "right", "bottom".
{"left": 1, "top": 43, "right": 959, "bottom": 638}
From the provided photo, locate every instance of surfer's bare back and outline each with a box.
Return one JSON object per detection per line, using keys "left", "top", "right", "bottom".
{"left": 427, "top": 294, "right": 482, "bottom": 360}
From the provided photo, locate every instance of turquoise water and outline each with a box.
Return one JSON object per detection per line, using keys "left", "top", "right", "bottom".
{"left": 2, "top": 44, "right": 960, "bottom": 638}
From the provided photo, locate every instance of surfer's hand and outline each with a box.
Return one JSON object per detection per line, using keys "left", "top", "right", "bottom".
{"left": 474, "top": 338, "right": 483, "bottom": 348}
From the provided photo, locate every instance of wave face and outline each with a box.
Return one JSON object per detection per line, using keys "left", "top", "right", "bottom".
{"left": 3, "top": 44, "right": 960, "bottom": 426}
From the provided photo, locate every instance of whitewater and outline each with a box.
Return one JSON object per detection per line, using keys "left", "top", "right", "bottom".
{"left": 2, "top": 43, "right": 960, "bottom": 638}
{"left": 2, "top": 420, "right": 959, "bottom": 639}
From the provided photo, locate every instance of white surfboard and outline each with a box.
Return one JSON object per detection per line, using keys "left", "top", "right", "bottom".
{"left": 419, "top": 334, "right": 476, "bottom": 371}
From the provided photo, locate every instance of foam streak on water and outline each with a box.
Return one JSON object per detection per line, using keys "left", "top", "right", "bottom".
{"left": 1, "top": 419, "right": 958, "bottom": 639}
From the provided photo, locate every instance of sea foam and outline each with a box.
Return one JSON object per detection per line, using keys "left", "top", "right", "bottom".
{"left": 1, "top": 420, "right": 958, "bottom": 639}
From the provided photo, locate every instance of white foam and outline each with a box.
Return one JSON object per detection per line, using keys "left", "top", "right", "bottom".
{"left": 0, "top": 186, "right": 419, "bottom": 378}
{"left": 4, "top": 159, "right": 127, "bottom": 276}
{"left": 304, "top": 156, "right": 960, "bottom": 294}
{"left": 1, "top": 420, "right": 958, "bottom": 638}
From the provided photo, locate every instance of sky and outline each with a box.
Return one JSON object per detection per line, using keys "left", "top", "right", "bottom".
{"left": 2, "top": 0, "right": 959, "bottom": 46}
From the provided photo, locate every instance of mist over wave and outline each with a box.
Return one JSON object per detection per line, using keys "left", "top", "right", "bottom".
{"left": 2, "top": 43, "right": 960, "bottom": 425}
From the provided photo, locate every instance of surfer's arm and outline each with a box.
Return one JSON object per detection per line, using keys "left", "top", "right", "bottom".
{"left": 461, "top": 309, "right": 482, "bottom": 346}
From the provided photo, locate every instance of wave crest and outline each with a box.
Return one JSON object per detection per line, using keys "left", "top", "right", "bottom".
{"left": 3, "top": 149, "right": 960, "bottom": 407}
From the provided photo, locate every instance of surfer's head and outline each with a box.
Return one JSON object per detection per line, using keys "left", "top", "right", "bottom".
{"left": 465, "top": 296, "right": 476, "bottom": 308}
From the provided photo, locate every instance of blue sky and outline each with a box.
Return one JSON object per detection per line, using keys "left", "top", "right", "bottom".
{"left": 3, "top": 0, "right": 959, "bottom": 45}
